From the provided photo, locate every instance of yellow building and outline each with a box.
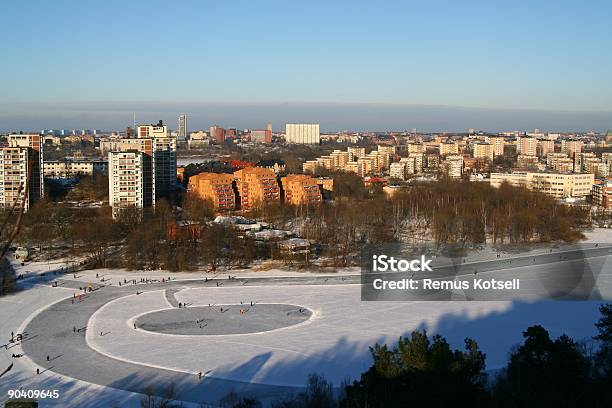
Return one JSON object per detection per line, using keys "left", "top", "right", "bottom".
{"left": 485, "top": 136, "right": 506, "bottom": 157}
{"left": 473, "top": 142, "right": 494, "bottom": 161}
{"left": 347, "top": 146, "right": 366, "bottom": 160}
{"left": 281, "top": 174, "right": 322, "bottom": 205}
{"left": 407, "top": 143, "right": 425, "bottom": 154}
{"left": 187, "top": 172, "right": 236, "bottom": 211}
{"left": 440, "top": 141, "right": 459, "bottom": 156}
{"left": 234, "top": 167, "right": 280, "bottom": 210}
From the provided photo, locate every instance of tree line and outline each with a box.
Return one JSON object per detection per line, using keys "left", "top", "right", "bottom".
{"left": 3, "top": 175, "right": 592, "bottom": 272}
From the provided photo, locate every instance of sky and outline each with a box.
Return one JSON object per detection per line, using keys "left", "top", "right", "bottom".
{"left": 1, "top": 0, "right": 611, "bottom": 132}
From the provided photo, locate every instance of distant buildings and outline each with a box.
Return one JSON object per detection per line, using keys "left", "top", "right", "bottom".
{"left": 285, "top": 124, "right": 320, "bottom": 144}
{"left": 251, "top": 129, "right": 272, "bottom": 144}
{"left": 0, "top": 134, "right": 44, "bottom": 211}
{"left": 44, "top": 157, "right": 108, "bottom": 178}
{"left": 178, "top": 114, "right": 187, "bottom": 141}
{"left": 303, "top": 145, "right": 393, "bottom": 177}
{"left": 210, "top": 125, "right": 226, "bottom": 144}
{"left": 537, "top": 139, "right": 555, "bottom": 157}
{"left": 561, "top": 139, "right": 583, "bottom": 158}
{"left": 490, "top": 171, "right": 594, "bottom": 199}
{"left": 516, "top": 137, "right": 537, "bottom": 156}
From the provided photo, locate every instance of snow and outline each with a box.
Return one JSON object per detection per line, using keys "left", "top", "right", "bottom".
{"left": 0, "top": 283, "right": 144, "bottom": 407}
{"left": 0, "top": 228, "right": 610, "bottom": 406}
{"left": 87, "top": 283, "right": 607, "bottom": 388}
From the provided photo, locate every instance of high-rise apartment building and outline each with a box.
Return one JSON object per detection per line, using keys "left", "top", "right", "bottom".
{"left": 473, "top": 142, "right": 494, "bottom": 161}
{"left": 390, "top": 162, "right": 408, "bottom": 180}
{"left": 108, "top": 151, "right": 145, "bottom": 217}
{"left": 0, "top": 134, "right": 44, "bottom": 211}
{"left": 537, "top": 139, "right": 555, "bottom": 157}
{"left": 516, "top": 137, "right": 537, "bottom": 156}
{"left": 561, "top": 139, "right": 583, "bottom": 158}
{"left": 280, "top": 174, "right": 322, "bottom": 206}
{"left": 152, "top": 136, "right": 177, "bottom": 199}
{"left": 187, "top": 172, "right": 236, "bottom": 211}
{"left": 546, "top": 153, "right": 573, "bottom": 173}
{"left": 347, "top": 146, "right": 366, "bottom": 160}
{"left": 234, "top": 167, "right": 280, "bottom": 210}
{"left": 285, "top": 124, "right": 320, "bottom": 144}
{"left": 574, "top": 152, "right": 598, "bottom": 173}
{"left": 131, "top": 121, "right": 177, "bottom": 200}
{"left": 443, "top": 155, "right": 463, "bottom": 178}
{"left": 484, "top": 136, "right": 505, "bottom": 157}
{"left": 439, "top": 141, "right": 459, "bottom": 156}
{"left": 106, "top": 124, "right": 177, "bottom": 214}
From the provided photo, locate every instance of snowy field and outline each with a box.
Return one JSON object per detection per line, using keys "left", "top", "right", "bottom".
{"left": 0, "top": 228, "right": 611, "bottom": 407}
{"left": 87, "top": 284, "right": 607, "bottom": 389}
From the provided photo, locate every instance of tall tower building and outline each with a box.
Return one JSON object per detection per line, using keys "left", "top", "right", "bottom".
{"left": 152, "top": 136, "right": 177, "bottom": 199}
{"left": 178, "top": 114, "right": 187, "bottom": 141}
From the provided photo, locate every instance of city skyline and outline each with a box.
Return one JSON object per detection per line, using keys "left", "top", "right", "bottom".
{"left": 2, "top": 1, "right": 611, "bottom": 131}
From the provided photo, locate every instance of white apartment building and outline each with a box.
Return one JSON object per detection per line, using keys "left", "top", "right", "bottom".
{"left": 443, "top": 155, "right": 463, "bottom": 178}
{"left": 138, "top": 121, "right": 168, "bottom": 138}
{"left": 109, "top": 151, "right": 145, "bottom": 217}
{"left": 490, "top": 171, "right": 594, "bottom": 198}
{"left": 44, "top": 158, "right": 108, "bottom": 178}
{"left": 390, "top": 162, "right": 407, "bottom": 180}
{"left": 285, "top": 124, "right": 320, "bottom": 144}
